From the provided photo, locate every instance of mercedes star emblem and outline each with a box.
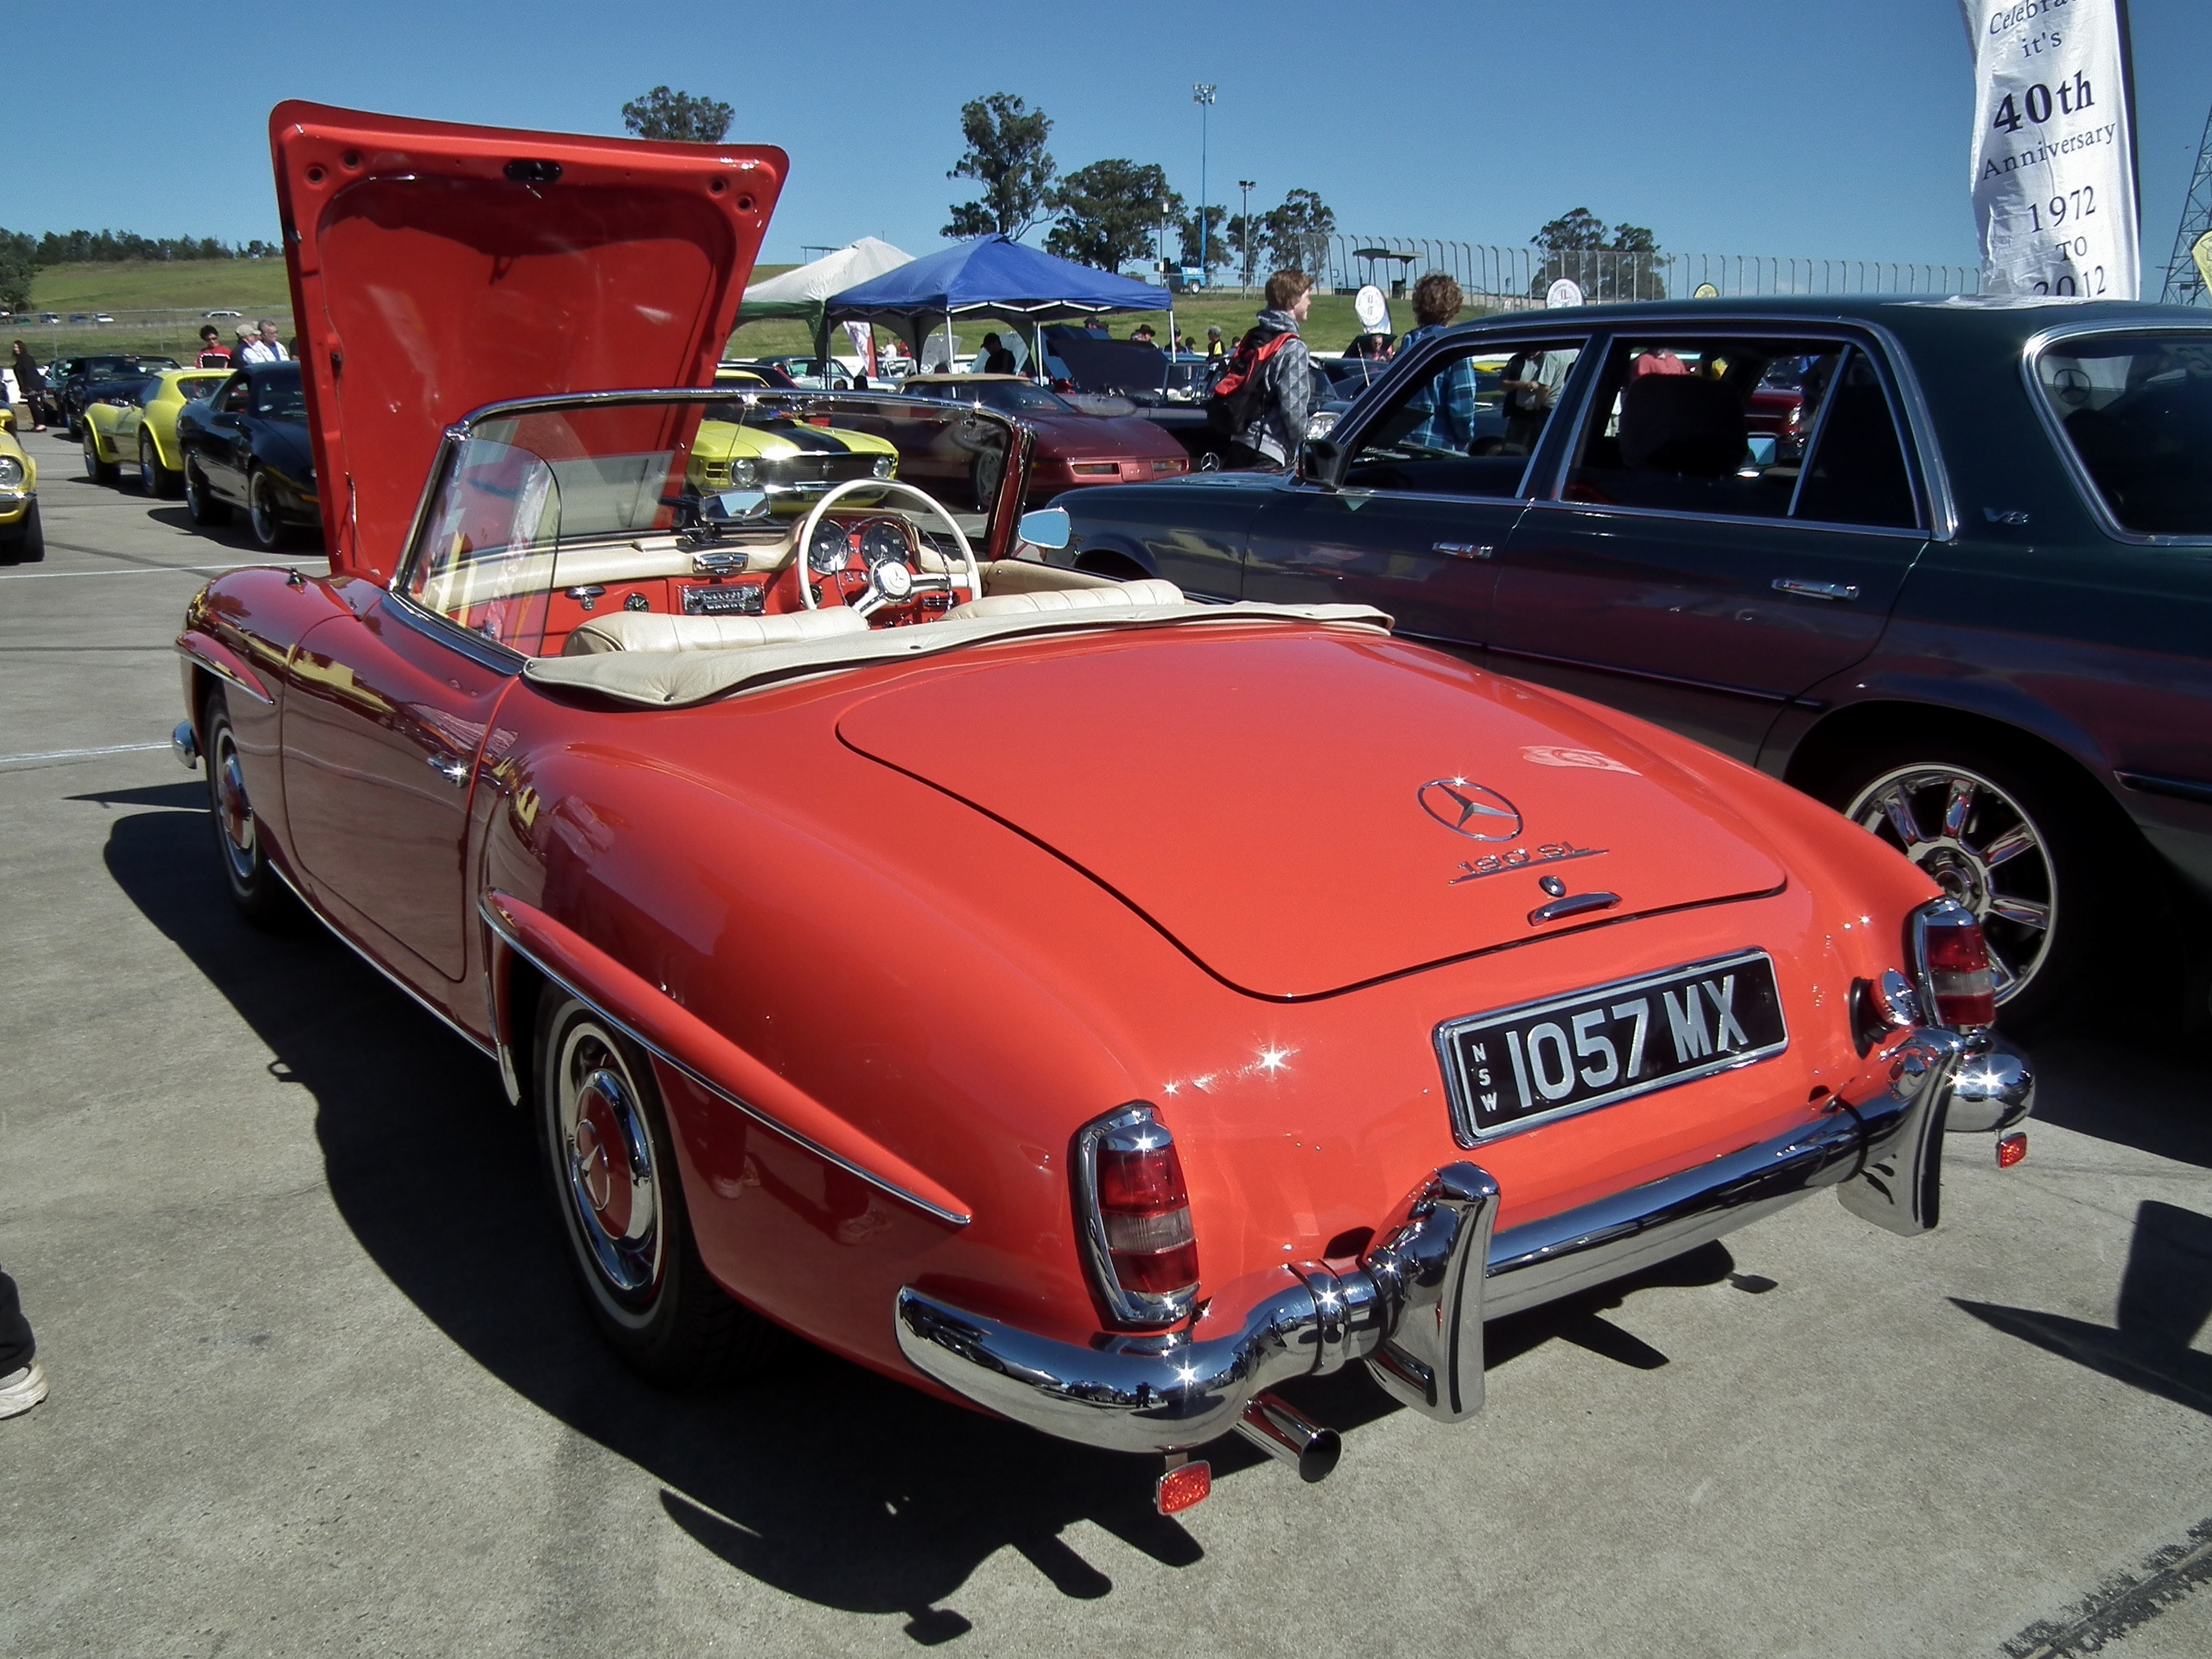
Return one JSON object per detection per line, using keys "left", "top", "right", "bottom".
{"left": 1418, "top": 777, "right": 1523, "bottom": 842}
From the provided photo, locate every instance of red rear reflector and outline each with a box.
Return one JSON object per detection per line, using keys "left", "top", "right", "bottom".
{"left": 1155, "top": 1459, "right": 1211, "bottom": 1515}
{"left": 1997, "top": 1132, "right": 2027, "bottom": 1168}
{"left": 1918, "top": 905, "right": 1997, "bottom": 1028}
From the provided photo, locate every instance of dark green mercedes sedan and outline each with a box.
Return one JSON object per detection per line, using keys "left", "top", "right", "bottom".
{"left": 1039, "top": 297, "right": 2212, "bottom": 1027}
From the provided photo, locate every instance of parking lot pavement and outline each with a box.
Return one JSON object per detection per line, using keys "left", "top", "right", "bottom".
{"left": 2, "top": 436, "right": 2209, "bottom": 1657}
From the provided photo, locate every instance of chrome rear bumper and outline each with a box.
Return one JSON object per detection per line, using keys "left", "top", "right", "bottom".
{"left": 896, "top": 1027, "right": 2005, "bottom": 1455}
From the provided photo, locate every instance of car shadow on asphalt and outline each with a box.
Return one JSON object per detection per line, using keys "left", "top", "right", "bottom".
{"left": 94, "top": 791, "right": 1745, "bottom": 1637}
{"left": 1955, "top": 1198, "right": 2212, "bottom": 1419}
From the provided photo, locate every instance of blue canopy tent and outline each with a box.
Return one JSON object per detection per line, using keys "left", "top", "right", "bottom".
{"left": 825, "top": 235, "right": 1169, "bottom": 372}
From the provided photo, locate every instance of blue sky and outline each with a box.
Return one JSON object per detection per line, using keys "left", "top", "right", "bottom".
{"left": 13, "top": 0, "right": 2212, "bottom": 276}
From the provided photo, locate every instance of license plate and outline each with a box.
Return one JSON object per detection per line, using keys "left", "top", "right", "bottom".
{"left": 1434, "top": 950, "right": 1789, "bottom": 1144}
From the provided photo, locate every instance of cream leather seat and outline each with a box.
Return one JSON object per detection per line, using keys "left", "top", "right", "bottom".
{"left": 953, "top": 577, "right": 1184, "bottom": 619}
{"left": 563, "top": 606, "right": 868, "bottom": 656}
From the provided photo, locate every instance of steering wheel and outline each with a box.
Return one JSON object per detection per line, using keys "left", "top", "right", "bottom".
{"left": 794, "top": 479, "right": 981, "bottom": 621}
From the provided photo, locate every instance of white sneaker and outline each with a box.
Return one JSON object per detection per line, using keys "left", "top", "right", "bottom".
{"left": 0, "top": 1360, "right": 49, "bottom": 1419}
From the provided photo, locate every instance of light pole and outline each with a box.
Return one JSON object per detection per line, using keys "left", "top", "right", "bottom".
{"left": 1192, "top": 84, "right": 1216, "bottom": 288}
{"left": 1237, "top": 179, "right": 1256, "bottom": 293}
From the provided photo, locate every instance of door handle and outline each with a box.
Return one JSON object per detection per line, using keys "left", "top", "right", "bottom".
{"left": 1433, "top": 542, "right": 1494, "bottom": 560}
{"left": 425, "top": 753, "right": 471, "bottom": 787}
{"left": 1770, "top": 578, "right": 1859, "bottom": 601}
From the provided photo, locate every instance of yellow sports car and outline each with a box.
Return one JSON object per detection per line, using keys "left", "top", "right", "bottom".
{"left": 82, "top": 367, "right": 230, "bottom": 497}
{"left": 0, "top": 407, "right": 39, "bottom": 563}
{"left": 688, "top": 372, "right": 898, "bottom": 511}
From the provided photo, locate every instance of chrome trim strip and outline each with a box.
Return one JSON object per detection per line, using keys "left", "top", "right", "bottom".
{"left": 272, "top": 861, "right": 500, "bottom": 1063}
{"left": 1480, "top": 639, "right": 1795, "bottom": 702}
{"left": 478, "top": 900, "right": 969, "bottom": 1228}
{"left": 173, "top": 640, "right": 275, "bottom": 705}
{"left": 2018, "top": 320, "right": 2212, "bottom": 548}
{"left": 2116, "top": 769, "right": 2212, "bottom": 806}
{"left": 895, "top": 1030, "right": 1966, "bottom": 1455}
{"left": 1515, "top": 495, "right": 1928, "bottom": 541}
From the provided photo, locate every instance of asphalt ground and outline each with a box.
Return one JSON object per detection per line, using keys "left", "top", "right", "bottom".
{"left": 2, "top": 430, "right": 2209, "bottom": 1658}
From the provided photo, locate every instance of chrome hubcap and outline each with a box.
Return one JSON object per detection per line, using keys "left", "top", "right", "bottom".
{"left": 211, "top": 728, "right": 257, "bottom": 880}
{"left": 556, "top": 1027, "right": 662, "bottom": 1300}
{"left": 1846, "top": 764, "right": 2054, "bottom": 1004}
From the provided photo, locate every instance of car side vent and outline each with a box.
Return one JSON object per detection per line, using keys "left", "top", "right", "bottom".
{"left": 504, "top": 159, "right": 563, "bottom": 185}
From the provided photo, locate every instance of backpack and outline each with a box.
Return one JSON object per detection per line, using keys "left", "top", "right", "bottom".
{"left": 1205, "top": 327, "right": 1294, "bottom": 437}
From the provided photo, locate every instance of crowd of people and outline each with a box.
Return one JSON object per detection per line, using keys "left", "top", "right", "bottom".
{"left": 3, "top": 320, "right": 292, "bottom": 432}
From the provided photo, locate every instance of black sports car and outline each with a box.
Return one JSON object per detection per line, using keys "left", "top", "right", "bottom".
{"left": 174, "top": 362, "right": 321, "bottom": 551}
{"left": 49, "top": 354, "right": 181, "bottom": 437}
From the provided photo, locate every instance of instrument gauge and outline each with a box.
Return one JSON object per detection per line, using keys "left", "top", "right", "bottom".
{"left": 859, "top": 518, "right": 911, "bottom": 568}
{"left": 807, "top": 519, "right": 855, "bottom": 574}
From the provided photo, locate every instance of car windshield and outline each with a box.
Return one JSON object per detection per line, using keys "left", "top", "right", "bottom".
{"left": 253, "top": 369, "right": 308, "bottom": 419}
{"left": 2034, "top": 332, "right": 2212, "bottom": 537}
{"left": 75, "top": 357, "right": 136, "bottom": 378}
{"left": 399, "top": 391, "right": 1019, "bottom": 658}
{"left": 915, "top": 379, "right": 1074, "bottom": 414}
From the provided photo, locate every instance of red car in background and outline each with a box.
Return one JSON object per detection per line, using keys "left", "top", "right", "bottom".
{"left": 899, "top": 373, "right": 1189, "bottom": 500}
{"left": 172, "top": 101, "right": 2033, "bottom": 1519}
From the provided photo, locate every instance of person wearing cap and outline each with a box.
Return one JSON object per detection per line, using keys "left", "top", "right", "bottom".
{"left": 1128, "top": 323, "right": 1161, "bottom": 350}
{"left": 0, "top": 1265, "right": 46, "bottom": 1420}
{"left": 238, "top": 320, "right": 289, "bottom": 365}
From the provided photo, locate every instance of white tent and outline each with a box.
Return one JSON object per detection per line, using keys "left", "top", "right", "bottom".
{"left": 740, "top": 238, "right": 912, "bottom": 319}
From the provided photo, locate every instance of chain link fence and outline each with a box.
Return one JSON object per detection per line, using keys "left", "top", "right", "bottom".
{"left": 1319, "top": 238, "right": 1982, "bottom": 308}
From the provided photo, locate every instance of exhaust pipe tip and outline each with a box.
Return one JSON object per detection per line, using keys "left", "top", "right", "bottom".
{"left": 1234, "top": 1390, "right": 1343, "bottom": 1484}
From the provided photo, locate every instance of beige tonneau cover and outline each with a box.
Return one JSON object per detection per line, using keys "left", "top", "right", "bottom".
{"left": 522, "top": 601, "right": 1395, "bottom": 707}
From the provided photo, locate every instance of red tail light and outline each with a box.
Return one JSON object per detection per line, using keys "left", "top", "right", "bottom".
{"left": 1913, "top": 899, "right": 1997, "bottom": 1029}
{"left": 1077, "top": 1105, "right": 1199, "bottom": 1325}
{"left": 1997, "top": 1132, "right": 2028, "bottom": 1168}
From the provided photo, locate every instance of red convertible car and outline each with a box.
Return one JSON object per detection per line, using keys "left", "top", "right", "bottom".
{"left": 173, "top": 105, "right": 2031, "bottom": 1513}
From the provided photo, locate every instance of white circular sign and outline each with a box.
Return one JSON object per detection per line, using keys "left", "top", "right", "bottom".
{"left": 1354, "top": 284, "right": 1389, "bottom": 331}
{"left": 1545, "top": 278, "right": 1584, "bottom": 309}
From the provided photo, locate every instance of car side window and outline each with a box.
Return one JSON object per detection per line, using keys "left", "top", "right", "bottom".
{"left": 1791, "top": 350, "right": 1918, "bottom": 528}
{"left": 1344, "top": 339, "right": 1583, "bottom": 499}
{"left": 1563, "top": 337, "right": 1918, "bottom": 530}
{"left": 220, "top": 379, "right": 252, "bottom": 415}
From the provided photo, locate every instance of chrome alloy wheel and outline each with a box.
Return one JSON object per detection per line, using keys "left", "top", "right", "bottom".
{"left": 1846, "top": 764, "right": 2055, "bottom": 1005}
{"left": 209, "top": 722, "right": 259, "bottom": 883}
{"left": 555, "top": 1023, "right": 664, "bottom": 1302}
{"left": 138, "top": 433, "right": 158, "bottom": 493}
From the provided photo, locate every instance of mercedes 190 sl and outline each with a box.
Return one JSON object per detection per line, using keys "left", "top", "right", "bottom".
{"left": 170, "top": 103, "right": 2031, "bottom": 1514}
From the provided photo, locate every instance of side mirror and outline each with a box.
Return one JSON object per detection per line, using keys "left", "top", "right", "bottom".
{"left": 1300, "top": 435, "right": 1346, "bottom": 490}
{"left": 1016, "top": 507, "right": 1071, "bottom": 550}
{"left": 702, "top": 489, "right": 772, "bottom": 524}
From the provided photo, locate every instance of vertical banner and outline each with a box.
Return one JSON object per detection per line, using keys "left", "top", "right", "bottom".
{"left": 843, "top": 320, "right": 879, "bottom": 378}
{"left": 1961, "top": 0, "right": 2139, "bottom": 299}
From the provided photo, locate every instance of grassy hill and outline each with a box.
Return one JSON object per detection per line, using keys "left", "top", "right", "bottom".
{"left": 29, "top": 259, "right": 296, "bottom": 314}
